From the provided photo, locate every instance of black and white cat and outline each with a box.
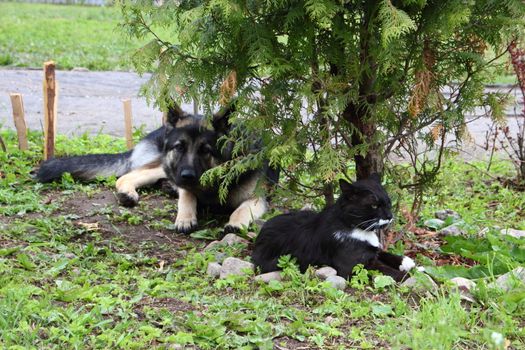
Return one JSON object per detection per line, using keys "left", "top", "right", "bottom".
{"left": 252, "top": 174, "right": 416, "bottom": 282}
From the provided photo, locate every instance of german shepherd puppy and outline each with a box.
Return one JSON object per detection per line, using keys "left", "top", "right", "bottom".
{"left": 36, "top": 102, "right": 277, "bottom": 234}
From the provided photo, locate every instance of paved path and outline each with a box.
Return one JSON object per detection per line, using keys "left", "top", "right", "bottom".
{"left": 0, "top": 69, "right": 195, "bottom": 137}
{"left": 0, "top": 68, "right": 522, "bottom": 160}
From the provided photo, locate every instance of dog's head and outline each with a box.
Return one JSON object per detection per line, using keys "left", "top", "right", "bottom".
{"left": 162, "top": 102, "right": 235, "bottom": 190}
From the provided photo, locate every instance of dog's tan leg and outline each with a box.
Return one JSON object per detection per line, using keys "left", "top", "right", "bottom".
{"left": 174, "top": 188, "right": 198, "bottom": 234}
{"left": 225, "top": 197, "right": 267, "bottom": 233}
{"left": 115, "top": 165, "right": 166, "bottom": 206}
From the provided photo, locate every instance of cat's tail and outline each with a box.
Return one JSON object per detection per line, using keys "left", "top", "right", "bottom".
{"left": 34, "top": 151, "right": 133, "bottom": 183}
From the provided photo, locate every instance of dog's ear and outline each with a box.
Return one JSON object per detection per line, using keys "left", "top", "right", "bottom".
{"left": 212, "top": 102, "right": 236, "bottom": 134}
{"left": 165, "top": 101, "right": 187, "bottom": 131}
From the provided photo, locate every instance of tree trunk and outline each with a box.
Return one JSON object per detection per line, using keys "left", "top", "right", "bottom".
{"left": 323, "top": 182, "right": 335, "bottom": 207}
{"left": 342, "top": 1, "right": 383, "bottom": 180}
{"left": 343, "top": 102, "right": 384, "bottom": 180}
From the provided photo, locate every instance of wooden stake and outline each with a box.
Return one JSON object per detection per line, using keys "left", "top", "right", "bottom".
{"left": 123, "top": 99, "right": 133, "bottom": 149}
{"left": 9, "top": 93, "right": 28, "bottom": 150}
{"left": 43, "top": 61, "right": 58, "bottom": 160}
{"left": 0, "top": 135, "right": 6, "bottom": 152}
{"left": 193, "top": 98, "right": 198, "bottom": 115}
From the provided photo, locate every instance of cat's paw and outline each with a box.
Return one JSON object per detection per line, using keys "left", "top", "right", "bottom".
{"left": 399, "top": 256, "right": 416, "bottom": 272}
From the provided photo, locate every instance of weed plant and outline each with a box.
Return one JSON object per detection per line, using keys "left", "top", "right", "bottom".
{"left": 0, "top": 129, "right": 524, "bottom": 349}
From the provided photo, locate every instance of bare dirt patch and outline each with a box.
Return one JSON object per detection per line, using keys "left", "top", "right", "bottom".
{"left": 49, "top": 187, "right": 210, "bottom": 263}
{"left": 134, "top": 296, "right": 198, "bottom": 320}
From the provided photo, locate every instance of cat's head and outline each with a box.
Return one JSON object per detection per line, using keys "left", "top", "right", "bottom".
{"left": 337, "top": 173, "right": 393, "bottom": 231}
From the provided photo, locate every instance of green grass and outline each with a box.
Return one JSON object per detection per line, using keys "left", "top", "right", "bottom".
{"left": 0, "top": 2, "right": 518, "bottom": 85}
{"left": 0, "top": 2, "right": 139, "bottom": 70}
{"left": 0, "top": 129, "right": 524, "bottom": 349}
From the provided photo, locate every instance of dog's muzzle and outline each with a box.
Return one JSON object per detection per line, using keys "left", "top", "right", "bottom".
{"left": 180, "top": 169, "right": 197, "bottom": 181}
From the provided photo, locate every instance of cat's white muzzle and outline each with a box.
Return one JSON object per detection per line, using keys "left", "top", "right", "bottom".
{"left": 377, "top": 218, "right": 393, "bottom": 229}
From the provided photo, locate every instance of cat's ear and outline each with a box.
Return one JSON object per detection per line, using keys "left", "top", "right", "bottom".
{"left": 339, "top": 179, "right": 359, "bottom": 197}
{"left": 340, "top": 179, "right": 372, "bottom": 198}
{"left": 369, "top": 173, "right": 381, "bottom": 183}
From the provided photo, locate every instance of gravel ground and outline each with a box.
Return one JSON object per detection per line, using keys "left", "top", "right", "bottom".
{"left": 0, "top": 68, "right": 523, "bottom": 160}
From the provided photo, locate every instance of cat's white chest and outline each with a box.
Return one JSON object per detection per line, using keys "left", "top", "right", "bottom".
{"left": 333, "top": 228, "right": 381, "bottom": 248}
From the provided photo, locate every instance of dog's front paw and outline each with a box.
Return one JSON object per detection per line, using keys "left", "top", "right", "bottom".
{"left": 223, "top": 224, "right": 241, "bottom": 235}
{"left": 117, "top": 191, "right": 139, "bottom": 207}
{"left": 174, "top": 217, "right": 198, "bottom": 234}
{"left": 399, "top": 256, "right": 416, "bottom": 272}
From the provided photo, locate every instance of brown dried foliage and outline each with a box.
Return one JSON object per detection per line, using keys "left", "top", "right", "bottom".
{"left": 219, "top": 70, "right": 237, "bottom": 106}
{"left": 429, "top": 123, "right": 443, "bottom": 142}
{"left": 408, "top": 40, "right": 435, "bottom": 118}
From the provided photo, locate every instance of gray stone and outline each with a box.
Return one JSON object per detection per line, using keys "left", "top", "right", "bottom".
{"left": 220, "top": 233, "right": 250, "bottom": 246}
{"left": 246, "top": 231, "right": 257, "bottom": 240}
{"left": 492, "top": 267, "right": 525, "bottom": 291}
{"left": 325, "top": 275, "right": 347, "bottom": 290}
{"left": 450, "top": 277, "right": 476, "bottom": 302}
{"left": 219, "top": 257, "right": 255, "bottom": 278}
{"left": 324, "top": 316, "right": 337, "bottom": 325}
{"left": 450, "top": 277, "right": 476, "bottom": 291}
{"left": 500, "top": 228, "right": 525, "bottom": 239}
{"left": 254, "top": 271, "right": 282, "bottom": 283}
{"left": 439, "top": 225, "right": 464, "bottom": 236}
{"left": 315, "top": 266, "right": 338, "bottom": 280}
{"left": 204, "top": 240, "right": 222, "bottom": 251}
{"left": 206, "top": 262, "right": 222, "bottom": 278}
{"left": 401, "top": 274, "right": 438, "bottom": 292}
{"left": 435, "top": 209, "right": 461, "bottom": 221}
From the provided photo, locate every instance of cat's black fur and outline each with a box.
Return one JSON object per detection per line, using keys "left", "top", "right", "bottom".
{"left": 252, "top": 174, "right": 414, "bottom": 281}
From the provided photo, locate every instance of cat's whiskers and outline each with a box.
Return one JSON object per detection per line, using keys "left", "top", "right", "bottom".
{"left": 364, "top": 222, "right": 379, "bottom": 232}
{"left": 356, "top": 218, "right": 380, "bottom": 232}
{"left": 356, "top": 218, "right": 377, "bottom": 227}
{"left": 359, "top": 217, "right": 395, "bottom": 232}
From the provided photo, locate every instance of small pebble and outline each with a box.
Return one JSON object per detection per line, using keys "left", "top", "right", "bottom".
{"left": 326, "top": 275, "right": 347, "bottom": 290}
{"left": 254, "top": 271, "right": 282, "bottom": 283}
{"left": 315, "top": 266, "right": 338, "bottom": 280}
{"left": 206, "top": 262, "right": 222, "bottom": 278}
{"left": 219, "top": 257, "right": 254, "bottom": 278}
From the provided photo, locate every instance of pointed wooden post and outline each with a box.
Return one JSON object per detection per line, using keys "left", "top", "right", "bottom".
{"left": 43, "top": 61, "right": 58, "bottom": 160}
{"left": 9, "top": 93, "right": 28, "bottom": 151}
{"left": 122, "top": 99, "right": 133, "bottom": 149}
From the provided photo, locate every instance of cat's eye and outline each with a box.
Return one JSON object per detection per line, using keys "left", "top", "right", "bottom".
{"left": 371, "top": 204, "right": 378, "bottom": 209}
